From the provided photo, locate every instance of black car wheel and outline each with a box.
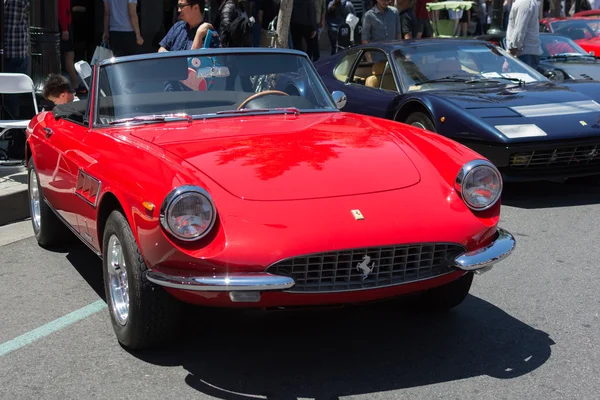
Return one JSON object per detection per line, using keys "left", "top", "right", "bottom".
{"left": 27, "top": 157, "right": 70, "bottom": 248}
{"left": 416, "top": 272, "right": 474, "bottom": 311}
{"left": 405, "top": 112, "right": 436, "bottom": 132}
{"left": 102, "top": 210, "right": 181, "bottom": 350}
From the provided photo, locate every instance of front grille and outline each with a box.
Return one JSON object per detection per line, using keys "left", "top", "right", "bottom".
{"left": 266, "top": 244, "right": 465, "bottom": 293}
{"left": 509, "top": 143, "right": 600, "bottom": 174}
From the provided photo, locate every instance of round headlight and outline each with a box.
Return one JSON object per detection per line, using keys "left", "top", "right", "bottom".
{"left": 160, "top": 186, "right": 216, "bottom": 241}
{"left": 455, "top": 160, "right": 502, "bottom": 211}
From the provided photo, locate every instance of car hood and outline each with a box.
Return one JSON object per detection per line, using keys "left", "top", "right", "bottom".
{"left": 430, "top": 82, "right": 600, "bottom": 142}
{"left": 543, "top": 58, "right": 600, "bottom": 80}
{"left": 575, "top": 37, "right": 600, "bottom": 51}
{"left": 129, "top": 113, "right": 421, "bottom": 201}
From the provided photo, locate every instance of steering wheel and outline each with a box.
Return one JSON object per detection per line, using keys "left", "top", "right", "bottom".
{"left": 237, "top": 90, "right": 289, "bottom": 110}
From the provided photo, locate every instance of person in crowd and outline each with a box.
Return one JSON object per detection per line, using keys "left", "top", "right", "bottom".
{"left": 290, "top": 0, "right": 318, "bottom": 57}
{"left": 4, "top": 0, "right": 29, "bottom": 75}
{"left": 102, "top": 0, "right": 144, "bottom": 57}
{"left": 397, "top": 0, "right": 416, "bottom": 39}
{"left": 159, "top": 0, "right": 215, "bottom": 51}
{"left": 258, "top": 0, "right": 278, "bottom": 47}
{"left": 312, "top": 0, "right": 326, "bottom": 61}
{"left": 216, "top": 0, "right": 254, "bottom": 47}
{"left": 58, "top": 0, "right": 83, "bottom": 94}
{"left": 41, "top": 74, "right": 78, "bottom": 106}
{"left": 457, "top": 4, "right": 470, "bottom": 36}
{"left": 3, "top": 0, "right": 30, "bottom": 119}
{"left": 506, "top": 0, "right": 542, "bottom": 69}
{"left": 362, "top": 0, "right": 402, "bottom": 44}
{"left": 325, "top": 0, "right": 355, "bottom": 54}
{"left": 414, "top": 0, "right": 433, "bottom": 38}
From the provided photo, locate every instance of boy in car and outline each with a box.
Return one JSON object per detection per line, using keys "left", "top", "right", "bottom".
{"left": 41, "top": 74, "right": 79, "bottom": 106}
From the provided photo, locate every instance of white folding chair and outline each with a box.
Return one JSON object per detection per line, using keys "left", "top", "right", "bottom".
{"left": 75, "top": 60, "right": 92, "bottom": 91}
{"left": 0, "top": 73, "right": 38, "bottom": 163}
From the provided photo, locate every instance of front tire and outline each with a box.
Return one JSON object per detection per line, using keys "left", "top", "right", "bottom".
{"left": 416, "top": 272, "right": 474, "bottom": 311}
{"left": 102, "top": 210, "right": 181, "bottom": 350}
{"left": 405, "top": 112, "right": 436, "bottom": 132}
{"left": 27, "top": 157, "right": 70, "bottom": 247}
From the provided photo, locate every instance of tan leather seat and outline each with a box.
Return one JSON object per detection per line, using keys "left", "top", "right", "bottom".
{"left": 365, "top": 62, "right": 387, "bottom": 88}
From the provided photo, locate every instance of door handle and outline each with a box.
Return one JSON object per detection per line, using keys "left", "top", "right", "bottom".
{"left": 44, "top": 127, "right": 54, "bottom": 138}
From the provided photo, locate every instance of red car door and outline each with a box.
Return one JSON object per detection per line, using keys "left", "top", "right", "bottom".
{"left": 33, "top": 116, "right": 88, "bottom": 232}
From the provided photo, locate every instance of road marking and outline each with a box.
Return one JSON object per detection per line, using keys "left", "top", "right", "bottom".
{"left": 0, "top": 300, "right": 107, "bottom": 357}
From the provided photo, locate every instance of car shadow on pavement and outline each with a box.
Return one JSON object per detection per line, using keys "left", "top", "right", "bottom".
{"left": 129, "top": 294, "right": 555, "bottom": 399}
{"left": 502, "top": 179, "right": 600, "bottom": 208}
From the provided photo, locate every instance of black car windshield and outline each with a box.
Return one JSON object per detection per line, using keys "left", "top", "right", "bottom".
{"left": 94, "top": 51, "right": 336, "bottom": 125}
{"left": 540, "top": 34, "right": 595, "bottom": 58}
{"left": 393, "top": 43, "right": 547, "bottom": 92}
{"left": 550, "top": 19, "right": 600, "bottom": 40}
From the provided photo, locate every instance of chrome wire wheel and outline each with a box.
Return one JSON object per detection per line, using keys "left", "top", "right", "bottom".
{"left": 107, "top": 234, "right": 129, "bottom": 325}
{"left": 29, "top": 169, "right": 41, "bottom": 232}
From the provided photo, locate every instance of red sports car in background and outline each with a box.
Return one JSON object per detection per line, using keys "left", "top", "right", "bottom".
{"left": 25, "top": 48, "right": 515, "bottom": 350}
{"left": 540, "top": 17, "right": 600, "bottom": 56}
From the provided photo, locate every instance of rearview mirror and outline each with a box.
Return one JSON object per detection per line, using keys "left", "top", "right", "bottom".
{"left": 332, "top": 91, "right": 347, "bottom": 109}
{"left": 196, "top": 66, "right": 230, "bottom": 78}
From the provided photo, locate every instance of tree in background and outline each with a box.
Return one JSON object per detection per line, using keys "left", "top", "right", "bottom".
{"left": 276, "top": 0, "right": 293, "bottom": 48}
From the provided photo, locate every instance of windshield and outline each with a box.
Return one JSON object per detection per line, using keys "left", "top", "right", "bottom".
{"left": 550, "top": 19, "right": 600, "bottom": 40}
{"left": 393, "top": 43, "right": 547, "bottom": 92}
{"left": 540, "top": 34, "right": 593, "bottom": 58}
{"left": 94, "top": 52, "right": 336, "bottom": 125}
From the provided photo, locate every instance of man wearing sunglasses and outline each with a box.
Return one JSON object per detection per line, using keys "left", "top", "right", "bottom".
{"left": 159, "top": 0, "right": 215, "bottom": 52}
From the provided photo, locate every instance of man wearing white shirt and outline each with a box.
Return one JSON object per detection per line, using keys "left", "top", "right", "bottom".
{"left": 506, "top": 0, "right": 542, "bottom": 69}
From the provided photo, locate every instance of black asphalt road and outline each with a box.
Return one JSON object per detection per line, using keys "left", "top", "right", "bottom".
{"left": 1, "top": 181, "right": 599, "bottom": 399}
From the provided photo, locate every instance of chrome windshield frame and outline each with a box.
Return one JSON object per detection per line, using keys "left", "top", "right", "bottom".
{"left": 92, "top": 48, "right": 339, "bottom": 128}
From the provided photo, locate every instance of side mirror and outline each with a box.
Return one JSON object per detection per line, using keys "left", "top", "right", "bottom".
{"left": 332, "top": 91, "right": 347, "bottom": 110}
{"left": 543, "top": 69, "right": 557, "bottom": 80}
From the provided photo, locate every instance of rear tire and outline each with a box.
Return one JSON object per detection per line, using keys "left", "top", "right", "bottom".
{"left": 27, "top": 157, "right": 70, "bottom": 248}
{"left": 102, "top": 210, "right": 181, "bottom": 350}
{"left": 405, "top": 112, "right": 436, "bottom": 132}
{"left": 416, "top": 272, "right": 474, "bottom": 311}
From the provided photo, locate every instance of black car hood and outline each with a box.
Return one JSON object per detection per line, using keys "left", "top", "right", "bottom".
{"left": 542, "top": 58, "right": 600, "bottom": 81}
{"left": 427, "top": 81, "right": 600, "bottom": 143}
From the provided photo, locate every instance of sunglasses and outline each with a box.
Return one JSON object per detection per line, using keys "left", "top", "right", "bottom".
{"left": 177, "top": 3, "right": 191, "bottom": 8}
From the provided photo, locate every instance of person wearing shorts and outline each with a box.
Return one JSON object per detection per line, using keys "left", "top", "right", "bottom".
{"left": 59, "top": 0, "right": 81, "bottom": 93}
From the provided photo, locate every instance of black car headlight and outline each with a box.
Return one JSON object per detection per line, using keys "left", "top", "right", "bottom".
{"left": 455, "top": 160, "right": 503, "bottom": 211}
{"left": 160, "top": 186, "right": 216, "bottom": 241}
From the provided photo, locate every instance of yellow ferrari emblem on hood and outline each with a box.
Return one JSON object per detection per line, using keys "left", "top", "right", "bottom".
{"left": 580, "top": 121, "right": 588, "bottom": 126}
{"left": 351, "top": 210, "right": 364, "bottom": 220}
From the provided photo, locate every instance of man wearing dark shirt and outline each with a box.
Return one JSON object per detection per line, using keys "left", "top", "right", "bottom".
{"left": 159, "top": 0, "right": 214, "bottom": 52}
{"left": 397, "top": 0, "right": 417, "bottom": 39}
{"left": 325, "top": 0, "right": 355, "bottom": 55}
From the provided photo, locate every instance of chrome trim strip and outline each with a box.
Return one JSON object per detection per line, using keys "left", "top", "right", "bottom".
{"left": 145, "top": 271, "right": 296, "bottom": 292}
{"left": 454, "top": 228, "right": 515, "bottom": 272}
{"left": 98, "top": 47, "right": 309, "bottom": 67}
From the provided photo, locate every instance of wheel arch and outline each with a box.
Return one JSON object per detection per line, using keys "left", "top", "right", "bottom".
{"left": 96, "top": 190, "right": 127, "bottom": 255}
{"left": 394, "top": 100, "right": 437, "bottom": 129}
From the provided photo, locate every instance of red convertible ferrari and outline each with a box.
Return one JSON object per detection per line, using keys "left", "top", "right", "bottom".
{"left": 25, "top": 48, "right": 515, "bottom": 349}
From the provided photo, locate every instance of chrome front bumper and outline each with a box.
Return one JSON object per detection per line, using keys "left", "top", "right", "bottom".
{"left": 454, "top": 228, "right": 516, "bottom": 274}
{"left": 146, "top": 228, "right": 515, "bottom": 292}
{"left": 145, "top": 271, "right": 295, "bottom": 292}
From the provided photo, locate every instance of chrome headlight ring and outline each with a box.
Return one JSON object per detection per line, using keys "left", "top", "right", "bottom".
{"left": 159, "top": 185, "right": 217, "bottom": 241}
{"left": 455, "top": 160, "right": 503, "bottom": 211}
